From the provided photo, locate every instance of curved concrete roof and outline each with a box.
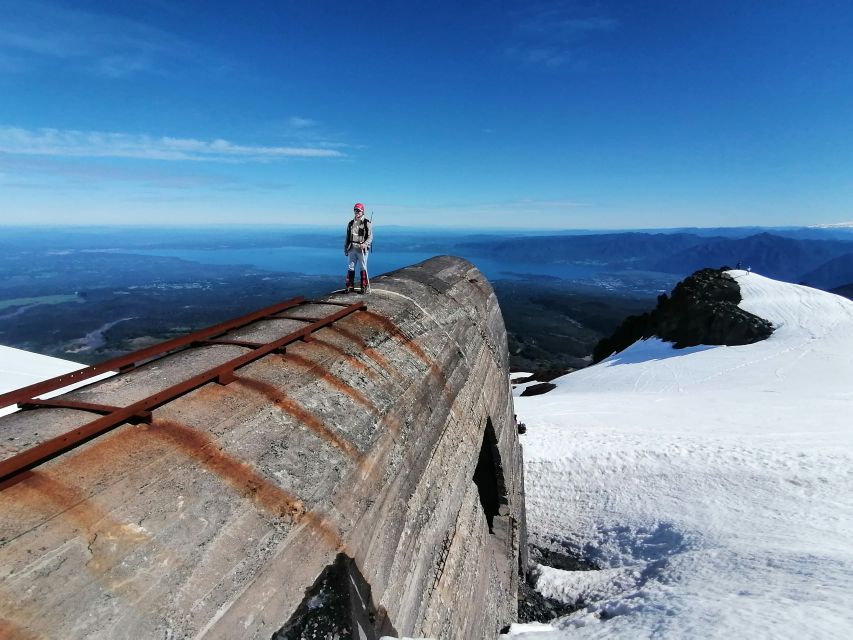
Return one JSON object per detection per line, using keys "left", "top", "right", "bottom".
{"left": 0, "top": 256, "right": 524, "bottom": 639}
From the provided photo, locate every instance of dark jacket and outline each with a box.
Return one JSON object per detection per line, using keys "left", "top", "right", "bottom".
{"left": 345, "top": 218, "right": 372, "bottom": 253}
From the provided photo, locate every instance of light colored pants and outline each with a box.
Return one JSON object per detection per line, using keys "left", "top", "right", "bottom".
{"left": 347, "top": 247, "right": 369, "bottom": 273}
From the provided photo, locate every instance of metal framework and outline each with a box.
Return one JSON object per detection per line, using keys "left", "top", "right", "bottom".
{"left": 0, "top": 297, "right": 366, "bottom": 487}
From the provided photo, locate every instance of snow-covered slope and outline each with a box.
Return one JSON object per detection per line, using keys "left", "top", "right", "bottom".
{"left": 512, "top": 270, "right": 853, "bottom": 639}
{"left": 0, "top": 345, "right": 91, "bottom": 416}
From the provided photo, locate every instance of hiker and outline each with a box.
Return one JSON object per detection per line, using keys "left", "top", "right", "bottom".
{"left": 344, "top": 202, "right": 372, "bottom": 293}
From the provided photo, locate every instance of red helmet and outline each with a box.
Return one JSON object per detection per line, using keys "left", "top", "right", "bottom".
{"left": 353, "top": 202, "right": 365, "bottom": 213}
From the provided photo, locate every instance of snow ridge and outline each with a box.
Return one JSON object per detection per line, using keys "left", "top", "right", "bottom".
{"left": 513, "top": 270, "right": 853, "bottom": 639}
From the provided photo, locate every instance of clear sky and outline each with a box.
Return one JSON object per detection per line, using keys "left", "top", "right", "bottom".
{"left": 1, "top": 0, "right": 852, "bottom": 229}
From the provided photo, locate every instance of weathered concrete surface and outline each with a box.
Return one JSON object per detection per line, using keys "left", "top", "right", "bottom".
{"left": 0, "top": 256, "right": 524, "bottom": 639}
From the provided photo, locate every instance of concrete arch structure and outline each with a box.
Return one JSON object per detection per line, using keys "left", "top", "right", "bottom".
{"left": 0, "top": 256, "right": 525, "bottom": 639}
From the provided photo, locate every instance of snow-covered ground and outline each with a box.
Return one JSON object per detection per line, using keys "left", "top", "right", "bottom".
{"left": 0, "top": 345, "right": 108, "bottom": 416}
{"left": 510, "top": 271, "right": 853, "bottom": 639}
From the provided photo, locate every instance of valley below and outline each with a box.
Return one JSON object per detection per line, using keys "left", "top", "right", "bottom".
{"left": 0, "top": 227, "right": 671, "bottom": 371}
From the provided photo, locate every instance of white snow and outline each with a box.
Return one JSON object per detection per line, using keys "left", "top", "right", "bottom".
{"left": 512, "top": 271, "right": 853, "bottom": 639}
{"left": 809, "top": 221, "right": 853, "bottom": 229}
{"left": 504, "top": 622, "right": 556, "bottom": 634}
{"left": 0, "top": 344, "right": 112, "bottom": 416}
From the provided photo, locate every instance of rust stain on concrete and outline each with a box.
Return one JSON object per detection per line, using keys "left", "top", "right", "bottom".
{"left": 274, "top": 352, "right": 377, "bottom": 413}
{"left": 380, "top": 411, "right": 402, "bottom": 436}
{"left": 0, "top": 617, "right": 42, "bottom": 640}
{"left": 149, "top": 419, "right": 305, "bottom": 521}
{"left": 189, "top": 381, "right": 239, "bottom": 403}
{"left": 359, "top": 312, "right": 455, "bottom": 406}
{"left": 297, "top": 509, "right": 350, "bottom": 554}
{"left": 14, "top": 472, "right": 148, "bottom": 550}
{"left": 327, "top": 325, "right": 400, "bottom": 379}
{"left": 359, "top": 312, "right": 449, "bottom": 382}
{"left": 353, "top": 422, "right": 402, "bottom": 488}
{"left": 231, "top": 376, "right": 364, "bottom": 466}
{"left": 360, "top": 311, "right": 433, "bottom": 365}
{"left": 35, "top": 420, "right": 163, "bottom": 484}
{"left": 335, "top": 312, "right": 456, "bottom": 422}
{"left": 148, "top": 419, "right": 346, "bottom": 552}
{"left": 311, "top": 336, "right": 381, "bottom": 382}
{"left": 308, "top": 336, "right": 404, "bottom": 437}
{"left": 0, "top": 470, "right": 151, "bottom": 597}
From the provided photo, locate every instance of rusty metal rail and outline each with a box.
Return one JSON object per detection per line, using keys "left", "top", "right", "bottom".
{"left": 0, "top": 298, "right": 366, "bottom": 487}
{"left": 0, "top": 296, "right": 307, "bottom": 411}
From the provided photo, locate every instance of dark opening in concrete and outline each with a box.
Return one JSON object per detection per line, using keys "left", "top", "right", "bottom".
{"left": 473, "top": 418, "right": 507, "bottom": 534}
{"left": 272, "top": 553, "right": 396, "bottom": 640}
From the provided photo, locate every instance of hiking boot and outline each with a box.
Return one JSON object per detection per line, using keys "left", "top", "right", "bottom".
{"left": 345, "top": 270, "right": 355, "bottom": 293}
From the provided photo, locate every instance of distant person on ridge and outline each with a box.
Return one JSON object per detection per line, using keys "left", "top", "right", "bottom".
{"left": 344, "top": 202, "right": 372, "bottom": 293}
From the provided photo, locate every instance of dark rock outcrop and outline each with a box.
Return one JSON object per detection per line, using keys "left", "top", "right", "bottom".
{"left": 520, "top": 382, "right": 557, "bottom": 397}
{"left": 593, "top": 268, "right": 774, "bottom": 363}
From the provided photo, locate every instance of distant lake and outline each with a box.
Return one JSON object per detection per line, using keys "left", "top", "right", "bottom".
{"left": 131, "top": 245, "right": 606, "bottom": 282}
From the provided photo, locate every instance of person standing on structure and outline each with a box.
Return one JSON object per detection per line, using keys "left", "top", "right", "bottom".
{"left": 344, "top": 202, "right": 372, "bottom": 293}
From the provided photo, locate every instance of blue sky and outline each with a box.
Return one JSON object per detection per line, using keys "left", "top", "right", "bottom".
{"left": 1, "top": 0, "right": 852, "bottom": 229}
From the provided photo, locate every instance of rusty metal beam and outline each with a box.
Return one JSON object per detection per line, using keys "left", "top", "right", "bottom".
{"left": 0, "top": 296, "right": 305, "bottom": 411}
{"left": 209, "top": 301, "right": 366, "bottom": 375}
{"left": 0, "top": 300, "right": 366, "bottom": 486}
{"left": 269, "top": 315, "right": 322, "bottom": 322}
{"left": 196, "top": 339, "right": 267, "bottom": 349}
{"left": 18, "top": 399, "right": 154, "bottom": 424}
{"left": 310, "top": 300, "right": 358, "bottom": 307}
{"left": 19, "top": 398, "right": 124, "bottom": 414}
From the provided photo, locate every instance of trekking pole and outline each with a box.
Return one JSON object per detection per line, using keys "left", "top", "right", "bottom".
{"left": 361, "top": 246, "right": 370, "bottom": 293}
{"left": 363, "top": 211, "right": 373, "bottom": 292}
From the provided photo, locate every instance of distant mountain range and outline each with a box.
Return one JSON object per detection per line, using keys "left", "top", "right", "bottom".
{"left": 454, "top": 231, "right": 853, "bottom": 291}
{"left": 801, "top": 253, "right": 853, "bottom": 290}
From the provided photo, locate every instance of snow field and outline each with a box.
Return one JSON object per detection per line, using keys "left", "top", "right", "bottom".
{"left": 0, "top": 344, "right": 113, "bottom": 416}
{"left": 511, "top": 272, "right": 853, "bottom": 638}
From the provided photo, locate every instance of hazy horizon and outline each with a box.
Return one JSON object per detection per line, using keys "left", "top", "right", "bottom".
{"left": 3, "top": 222, "right": 853, "bottom": 234}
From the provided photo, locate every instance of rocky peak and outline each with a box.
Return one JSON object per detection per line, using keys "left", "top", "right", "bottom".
{"left": 593, "top": 268, "right": 774, "bottom": 363}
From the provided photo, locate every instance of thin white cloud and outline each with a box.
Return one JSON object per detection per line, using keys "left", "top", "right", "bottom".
{"left": 265, "top": 116, "right": 359, "bottom": 151}
{"left": 0, "top": 0, "right": 208, "bottom": 77}
{"left": 0, "top": 127, "right": 344, "bottom": 161}
{"left": 518, "top": 12, "right": 617, "bottom": 38}
{"left": 0, "top": 154, "right": 242, "bottom": 191}
{"left": 506, "top": 1, "right": 617, "bottom": 69}
{"left": 288, "top": 116, "right": 318, "bottom": 129}
{"left": 95, "top": 55, "right": 155, "bottom": 78}
{"left": 518, "top": 47, "right": 571, "bottom": 68}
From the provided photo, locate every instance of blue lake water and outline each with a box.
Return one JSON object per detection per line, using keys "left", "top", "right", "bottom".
{"left": 131, "top": 245, "right": 603, "bottom": 282}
